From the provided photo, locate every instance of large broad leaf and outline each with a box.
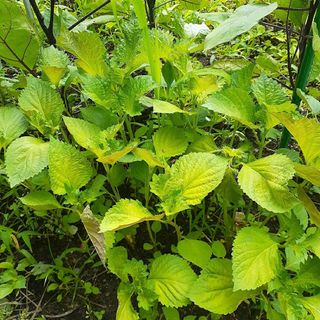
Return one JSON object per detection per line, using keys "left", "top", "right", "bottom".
{"left": 100, "top": 199, "right": 163, "bottom": 232}
{"left": 203, "top": 87, "right": 257, "bottom": 127}
{"left": 150, "top": 153, "right": 228, "bottom": 215}
{"left": 57, "top": 30, "right": 107, "bottom": 76}
{"left": 48, "top": 139, "right": 93, "bottom": 195}
{"left": 5, "top": 137, "right": 49, "bottom": 187}
{"left": 147, "top": 254, "right": 196, "bottom": 308}
{"left": 63, "top": 116, "right": 102, "bottom": 154}
{"left": 252, "top": 74, "right": 288, "bottom": 106}
{"left": 20, "top": 191, "right": 62, "bottom": 211}
{"left": 118, "top": 76, "right": 156, "bottom": 116}
{"left": 294, "top": 163, "right": 320, "bottom": 187}
{"left": 276, "top": 114, "right": 320, "bottom": 168}
{"left": 300, "top": 295, "right": 320, "bottom": 319}
{"left": 0, "top": 107, "right": 28, "bottom": 149}
{"left": 177, "top": 239, "right": 212, "bottom": 268}
{"left": 116, "top": 283, "right": 139, "bottom": 320}
{"left": 19, "top": 78, "right": 64, "bottom": 134}
{"left": 82, "top": 75, "right": 117, "bottom": 109}
{"left": 232, "top": 227, "right": 280, "bottom": 290}
{"left": 189, "top": 259, "right": 253, "bottom": 314}
{"left": 204, "top": 3, "right": 277, "bottom": 50}
{"left": 0, "top": 0, "right": 40, "bottom": 70}
{"left": 81, "top": 206, "right": 108, "bottom": 266}
{"left": 41, "top": 46, "right": 69, "bottom": 86}
{"left": 153, "top": 127, "right": 189, "bottom": 157}
{"left": 64, "top": 116, "right": 129, "bottom": 165}
{"left": 238, "top": 154, "right": 299, "bottom": 213}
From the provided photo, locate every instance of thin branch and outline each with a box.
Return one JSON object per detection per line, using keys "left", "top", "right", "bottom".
{"left": 277, "top": 6, "right": 310, "bottom": 12}
{"left": 29, "top": 0, "right": 56, "bottom": 45}
{"left": 68, "top": 0, "right": 111, "bottom": 31}
{"left": 48, "top": 0, "right": 55, "bottom": 42}
{"left": 44, "top": 309, "right": 77, "bottom": 319}
{"left": 299, "top": 0, "right": 320, "bottom": 63}
{"left": 285, "top": 0, "right": 295, "bottom": 88}
{"left": 260, "top": 21, "right": 301, "bottom": 36}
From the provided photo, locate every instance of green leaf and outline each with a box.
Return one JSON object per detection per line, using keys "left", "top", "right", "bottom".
{"left": 100, "top": 199, "right": 163, "bottom": 232}
{"left": 82, "top": 75, "right": 116, "bottom": 109}
{"left": 177, "top": 239, "right": 212, "bottom": 268}
{"left": 0, "top": 107, "right": 28, "bottom": 149}
{"left": 252, "top": 74, "right": 288, "bottom": 106}
{"left": 5, "top": 137, "right": 49, "bottom": 187}
{"left": 119, "top": 76, "right": 155, "bottom": 116}
{"left": 153, "top": 127, "right": 189, "bottom": 157}
{"left": 151, "top": 153, "right": 228, "bottom": 215}
{"left": 140, "top": 96, "right": 191, "bottom": 114}
{"left": 298, "top": 89, "right": 320, "bottom": 114}
{"left": 297, "top": 186, "right": 320, "bottom": 227}
{"left": 20, "top": 191, "right": 62, "bottom": 211}
{"left": 0, "top": 0, "right": 40, "bottom": 70}
{"left": 48, "top": 139, "right": 93, "bottom": 195}
{"left": 293, "top": 258, "right": 320, "bottom": 289}
{"left": 189, "top": 259, "right": 252, "bottom": 314}
{"left": 116, "top": 283, "right": 139, "bottom": 320}
{"left": 0, "top": 284, "right": 14, "bottom": 300}
{"left": 276, "top": 113, "right": 320, "bottom": 168}
{"left": 238, "top": 154, "right": 299, "bottom": 213}
{"left": 63, "top": 116, "right": 102, "bottom": 154}
{"left": 232, "top": 227, "right": 280, "bottom": 290}
{"left": 163, "top": 307, "right": 180, "bottom": 320}
{"left": 19, "top": 78, "right": 64, "bottom": 134}
{"left": 300, "top": 295, "right": 320, "bottom": 319}
{"left": 81, "top": 206, "right": 107, "bottom": 266}
{"left": 216, "top": 168, "right": 243, "bottom": 206}
{"left": 147, "top": 254, "right": 196, "bottom": 308}
{"left": 211, "top": 241, "right": 227, "bottom": 258}
{"left": 294, "top": 163, "right": 320, "bottom": 187}
{"left": 133, "top": 148, "right": 164, "bottom": 168}
{"left": 203, "top": 87, "right": 257, "bottom": 127}
{"left": 57, "top": 30, "right": 107, "bottom": 76}
{"left": 204, "top": 3, "right": 277, "bottom": 50}
{"left": 41, "top": 46, "right": 69, "bottom": 86}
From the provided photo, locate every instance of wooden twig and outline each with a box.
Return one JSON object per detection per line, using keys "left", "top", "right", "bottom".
{"left": 44, "top": 308, "right": 78, "bottom": 318}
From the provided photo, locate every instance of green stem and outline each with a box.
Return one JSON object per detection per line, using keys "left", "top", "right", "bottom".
{"left": 258, "top": 131, "right": 266, "bottom": 159}
{"left": 166, "top": 220, "right": 182, "bottom": 242}
{"left": 229, "top": 123, "right": 239, "bottom": 147}
{"left": 124, "top": 115, "right": 134, "bottom": 140}
{"left": 146, "top": 221, "right": 156, "bottom": 245}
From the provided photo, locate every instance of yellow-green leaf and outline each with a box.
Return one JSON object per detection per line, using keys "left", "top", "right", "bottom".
{"left": 238, "top": 154, "right": 299, "bottom": 213}
{"left": 49, "top": 139, "right": 93, "bottom": 195}
{"left": 100, "top": 199, "right": 163, "bottom": 232}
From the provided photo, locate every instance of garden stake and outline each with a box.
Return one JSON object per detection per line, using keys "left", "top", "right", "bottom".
{"left": 280, "top": 1, "right": 320, "bottom": 147}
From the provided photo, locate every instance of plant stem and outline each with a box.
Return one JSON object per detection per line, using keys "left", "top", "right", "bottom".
{"left": 166, "top": 220, "right": 182, "bottom": 242}
{"left": 68, "top": 0, "right": 111, "bottom": 31}
{"left": 29, "top": 0, "right": 56, "bottom": 45}
{"left": 146, "top": 221, "right": 156, "bottom": 245}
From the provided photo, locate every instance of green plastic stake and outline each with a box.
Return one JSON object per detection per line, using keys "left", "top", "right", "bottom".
{"left": 280, "top": 4, "right": 320, "bottom": 148}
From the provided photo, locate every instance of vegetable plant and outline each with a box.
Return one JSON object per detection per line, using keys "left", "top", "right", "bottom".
{"left": 1, "top": 0, "right": 320, "bottom": 319}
